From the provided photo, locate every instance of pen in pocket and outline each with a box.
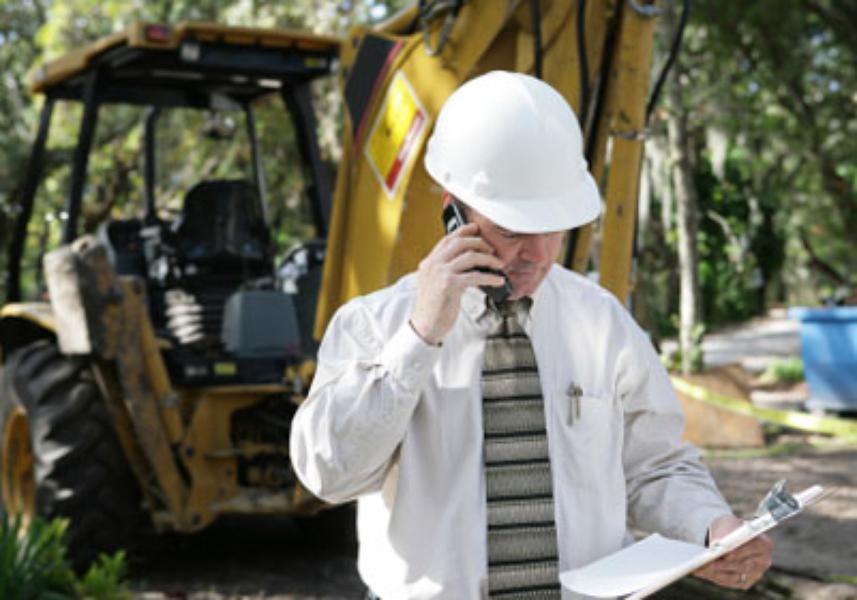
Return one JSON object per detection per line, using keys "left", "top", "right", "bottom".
{"left": 566, "top": 382, "right": 583, "bottom": 425}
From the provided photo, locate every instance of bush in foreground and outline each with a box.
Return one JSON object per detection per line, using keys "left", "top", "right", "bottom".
{"left": 0, "top": 512, "right": 130, "bottom": 599}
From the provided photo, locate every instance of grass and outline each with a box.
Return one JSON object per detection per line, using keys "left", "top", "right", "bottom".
{"left": 701, "top": 441, "right": 810, "bottom": 460}
{"left": 701, "top": 431, "right": 857, "bottom": 459}
{"left": 829, "top": 574, "right": 857, "bottom": 586}
{"left": 758, "top": 357, "right": 804, "bottom": 386}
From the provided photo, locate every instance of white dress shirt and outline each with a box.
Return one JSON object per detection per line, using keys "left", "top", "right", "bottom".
{"left": 290, "top": 266, "right": 731, "bottom": 599}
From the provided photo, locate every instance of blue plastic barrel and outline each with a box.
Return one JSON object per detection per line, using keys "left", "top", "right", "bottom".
{"left": 788, "top": 306, "right": 857, "bottom": 411}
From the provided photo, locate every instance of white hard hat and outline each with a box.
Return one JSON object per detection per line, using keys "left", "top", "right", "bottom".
{"left": 424, "top": 71, "right": 601, "bottom": 233}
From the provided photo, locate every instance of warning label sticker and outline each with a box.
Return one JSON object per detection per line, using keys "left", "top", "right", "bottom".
{"left": 365, "top": 71, "right": 428, "bottom": 199}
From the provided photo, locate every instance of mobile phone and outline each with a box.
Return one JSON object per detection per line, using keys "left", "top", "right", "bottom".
{"left": 442, "top": 202, "right": 513, "bottom": 304}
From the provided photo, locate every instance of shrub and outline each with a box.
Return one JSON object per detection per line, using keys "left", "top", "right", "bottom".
{"left": 0, "top": 513, "right": 131, "bottom": 600}
{"left": 0, "top": 513, "right": 77, "bottom": 599}
{"left": 760, "top": 357, "right": 804, "bottom": 385}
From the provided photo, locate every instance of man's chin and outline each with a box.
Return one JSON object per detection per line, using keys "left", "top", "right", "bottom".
{"left": 507, "top": 274, "right": 542, "bottom": 299}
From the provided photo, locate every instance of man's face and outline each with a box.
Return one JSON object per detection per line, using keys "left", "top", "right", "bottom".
{"left": 465, "top": 206, "right": 565, "bottom": 300}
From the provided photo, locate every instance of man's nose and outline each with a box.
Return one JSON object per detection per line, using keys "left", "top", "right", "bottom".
{"left": 520, "top": 234, "right": 550, "bottom": 263}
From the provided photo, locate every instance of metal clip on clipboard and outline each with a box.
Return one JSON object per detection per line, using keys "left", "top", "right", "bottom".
{"left": 714, "top": 480, "right": 826, "bottom": 550}
{"left": 560, "top": 480, "right": 829, "bottom": 599}
{"left": 755, "top": 479, "right": 801, "bottom": 522}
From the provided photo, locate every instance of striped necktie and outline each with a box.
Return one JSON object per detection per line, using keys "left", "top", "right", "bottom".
{"left": 481, "top": 298, "right": 560, "bottom": 599}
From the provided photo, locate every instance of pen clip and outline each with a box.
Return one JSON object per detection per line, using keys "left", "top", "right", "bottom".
{"left": 566, "top": 383, "right": 583, "bottom": 424}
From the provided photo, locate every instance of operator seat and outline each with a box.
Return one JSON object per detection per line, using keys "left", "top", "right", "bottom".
{"left": 172, "top": 179, "right": 272, "bottom": 276}
{"left": 145, "top": 179, "right": 278, "bottom": 355}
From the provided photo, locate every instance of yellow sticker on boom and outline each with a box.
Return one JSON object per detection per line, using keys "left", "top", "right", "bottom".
{"left": 365, "top": 71, "right": 427, "bottom": 199}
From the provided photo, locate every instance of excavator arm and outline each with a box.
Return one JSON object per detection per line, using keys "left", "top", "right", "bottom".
{"left": 315, "top": 0, "right": 661, "bottom": 336}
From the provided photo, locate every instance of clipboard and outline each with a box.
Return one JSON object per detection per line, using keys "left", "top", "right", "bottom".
{"left": 559, "top": 481, "right": 830, "bottom": 599}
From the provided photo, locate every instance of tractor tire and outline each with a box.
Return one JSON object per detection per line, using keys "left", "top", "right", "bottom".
{"left": 0, "top": 339, "right": 145, "bottom": 571}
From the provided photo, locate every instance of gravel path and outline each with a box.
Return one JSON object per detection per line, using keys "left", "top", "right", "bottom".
{"left": 661, "top": 308, "right": 802, "bottom": 373}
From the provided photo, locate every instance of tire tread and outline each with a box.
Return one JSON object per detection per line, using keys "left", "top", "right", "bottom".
{"left": 1, "top": 340, "right": 144, "bottom": 570}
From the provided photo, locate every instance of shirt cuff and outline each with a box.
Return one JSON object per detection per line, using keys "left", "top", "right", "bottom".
{"left": 380, "top": 320, "right": 442, "bottom": 394}
{"left": 693, "top": 507, "right": 735, "bottom": 546}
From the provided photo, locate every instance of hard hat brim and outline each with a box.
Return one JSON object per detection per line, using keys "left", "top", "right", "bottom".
{"left": 439, "top": 169, "right": 602, "bottom": 234}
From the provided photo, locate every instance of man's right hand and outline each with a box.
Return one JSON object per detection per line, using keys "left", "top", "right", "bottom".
{"left": 409, "top": 222, "right": 505, "bottom": 345}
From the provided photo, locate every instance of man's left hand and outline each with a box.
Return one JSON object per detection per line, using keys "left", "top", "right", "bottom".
{"left": 694, "top": 514, "right": 773, "bottom": 590}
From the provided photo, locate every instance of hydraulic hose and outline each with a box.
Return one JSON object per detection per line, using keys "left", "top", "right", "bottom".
{"left": 530, "top": 0, "right": 544, "bottom": 79}
{"left": 646, "top": 0, "right": 690, "bottom": 123}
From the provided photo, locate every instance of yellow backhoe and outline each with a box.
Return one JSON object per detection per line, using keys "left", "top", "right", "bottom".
{"left": 0, "top": 0, "right": 664, "bottom": 568}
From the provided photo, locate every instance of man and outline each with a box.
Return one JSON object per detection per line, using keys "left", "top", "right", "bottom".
{"left": 290, "top": 71, "right": 772, "bottom": 599}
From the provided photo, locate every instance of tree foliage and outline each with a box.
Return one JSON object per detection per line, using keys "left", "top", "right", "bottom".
{"left": 697, "top": 1, "right": 857, "bottom": 300}
{"left": 0, "top": 0, "right": 403, "bottom": 301}
{"left": 640, "top": 0, "right": 856, "bottom": 339}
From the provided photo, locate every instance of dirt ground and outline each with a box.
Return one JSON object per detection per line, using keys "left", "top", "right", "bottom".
{"left": 127, "top": 439, "right": 857, "bottom": 600}
{"left": 703, "top": 441, "right": 857, "bottom": 599}
{"left": 129, "top": 516, "right": 365, "bottom": 599}
{"left": 705, "top": 444, "right": 857, "bottom": 579}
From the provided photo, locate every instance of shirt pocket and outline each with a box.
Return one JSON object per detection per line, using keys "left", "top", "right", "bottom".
{"left": 548, "top": 390, "right": 624, "bottom": 488}
{"left": 547, "top": 390, "right": 629, "bottom": 570}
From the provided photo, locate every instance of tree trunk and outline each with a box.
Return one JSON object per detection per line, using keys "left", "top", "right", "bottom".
{"left": 666, "top": 65, "right": 701, "bottom": 375}
{"left": 0, "top": 210, "right": 7, "bottom": 301}
{"left": 633, "top": 152, "right": 655, "bottom": 339}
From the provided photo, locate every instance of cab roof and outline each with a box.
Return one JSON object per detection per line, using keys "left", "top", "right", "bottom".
{"left": 29, "top": 22, "right": 341, "bottom": 108}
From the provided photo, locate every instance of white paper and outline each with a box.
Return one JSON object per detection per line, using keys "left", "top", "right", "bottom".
{"left": 559, "top": 534, "right": 706, "bottom": 597}
{"left": 560, "top": 484, "right": 828, "bottom": 599}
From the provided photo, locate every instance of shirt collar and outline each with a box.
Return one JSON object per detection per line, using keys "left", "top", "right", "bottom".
{"left": 461, "top": 270, "right": 551, "bottom": 331}
{"left": 529, "top": 269, "right": 549, "bottom": 323}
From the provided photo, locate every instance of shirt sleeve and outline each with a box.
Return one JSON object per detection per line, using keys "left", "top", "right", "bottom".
{"left": 290, "top": 298, "right": 442, "bottom": 503}
{"left": 615, "top": 312, "right": 733, "bottom": 545}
